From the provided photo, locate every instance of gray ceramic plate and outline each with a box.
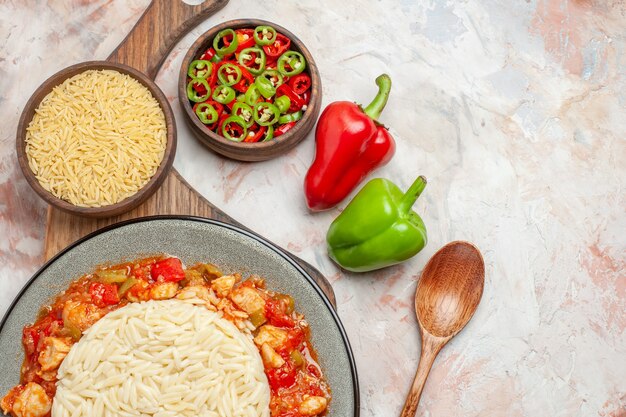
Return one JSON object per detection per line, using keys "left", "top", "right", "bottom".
{"left": 0, "top": 216, "right": 359, "bottom": 416}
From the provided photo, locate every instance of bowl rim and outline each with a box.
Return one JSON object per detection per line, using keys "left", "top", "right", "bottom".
{"left": 178, "top": 18, "right": 322, "bottom": 158}
{"left": 16, "top": 60, "right": 177, "bottom": 218}
{"left": 0, "top": 215, "right": 360, "bottom": 417}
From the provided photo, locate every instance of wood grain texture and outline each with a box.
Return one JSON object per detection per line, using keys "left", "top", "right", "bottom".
{"left": 400, "top": 241, "right": 484, "bottom": 417}
{"left": 179, "top": 19, "right": 322, "bottom": 161}
{"left": 44, "top": 0, "right": 337, "bottom": 307}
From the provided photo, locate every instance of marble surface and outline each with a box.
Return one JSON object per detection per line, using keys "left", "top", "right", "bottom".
{"left": 0, "top": 1, "right": 624, "bottom": 416}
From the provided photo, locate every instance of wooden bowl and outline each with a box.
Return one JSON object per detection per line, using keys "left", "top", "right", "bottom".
{"left": 179, "top": 19, "right": 322, "bottom": 162}
{"left": 16, "top": 61, "right": 176, "bottom": 218}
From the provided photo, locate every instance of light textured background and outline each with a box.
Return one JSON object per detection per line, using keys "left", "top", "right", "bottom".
{"left": 0, "top": 1, "right": 624, "bottom": 416}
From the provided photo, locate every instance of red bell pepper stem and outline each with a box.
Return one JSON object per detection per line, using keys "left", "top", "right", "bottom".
{"left": 399, "top": 175, "right": 427, "bottom": 214}
{"left": 362, "top": 74, "right": 392, "bottom": 121}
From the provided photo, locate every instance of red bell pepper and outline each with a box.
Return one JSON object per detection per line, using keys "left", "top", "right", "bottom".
{"left": 263, "top": 33, "right": 291, "bottom": 61}
{"left": 150, "top": 257, "right": 185, "bottom": 282}
{"left": 304, "top": 74, "right": 395, "bottom": 211}
{"left": 89, "top": 282, "right": 120, "bottom": 307}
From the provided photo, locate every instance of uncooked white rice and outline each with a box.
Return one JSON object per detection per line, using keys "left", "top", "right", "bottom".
{"left": 52, "top": 300, "right": 270, "bottom": 417}
{"left": 25, "top": 69, "right": 167, "bottom": 207}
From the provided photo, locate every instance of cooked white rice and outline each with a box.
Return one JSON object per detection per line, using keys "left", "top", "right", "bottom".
{"left": 25, "top": 69, "right": 167, "bottom": 207}
{"left": 52, "top": 300, "right": 270, "bottom": 417}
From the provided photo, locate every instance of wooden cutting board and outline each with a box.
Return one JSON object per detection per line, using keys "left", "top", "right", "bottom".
{"left": 43, "top": 0, "right": 336, "bottom": 307}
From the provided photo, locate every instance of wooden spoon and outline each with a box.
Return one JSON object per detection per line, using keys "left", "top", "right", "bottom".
{"left": 400, "top": 241, "right": 485, "bottom": 417}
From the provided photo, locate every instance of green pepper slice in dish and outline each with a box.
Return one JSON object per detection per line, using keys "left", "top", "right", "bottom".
{"left": 221, "top": 115, "right": 248, "bottom": 142}
{"left": 253, "top": 102, "right": 280, "bottom": 126}
{"left": 217, "top": 63, "right": 242, "bottom": 86}
{"left": 255, "top": 76, "right": 276, "bottom": 99}
{"left": 278, "top": 110, "right": 303, "bottom": 124}
{"left": 188, "top": 60, "right": 212, "bottom": 79}
{"left": 212, "top": 85, "right": 236, "bottom": 104}
{"left": 238, "top": 47, "right": 266, "bottom": 75}
{"left": 232, "top": 102, "right": 255, "bottom": 128}
{"left": 213, "top": 29, "right": 238, "bottom": 57}
{"left": 195, "top": 102, "right": 219, "bottom": 125}
{"left": 260, "top": 69, "right": 284, "bottom": 88}
{"left": 277, "top": 51, "right": 306, "bottom": 76}
{"left": 245, "top": 84, "right": 262, "bottom": 106}
{"left": 274, "top": 95, "right": 291, "bottom": 113}
{"left": 253, "top": 25, "right": 278, "bottom": 46}
{"left": 187, "top": 78, "right": 211, "bottom": 103}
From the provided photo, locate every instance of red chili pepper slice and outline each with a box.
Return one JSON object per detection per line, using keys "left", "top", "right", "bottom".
{"left": 89, "top": 282, "right": 120, "bottom": 307}
{"left": 150, "top": 257, "right": 185, "bottom": 282}
{"left": 263, "top": 33, "right": 291, "bottom": 60}
{"left": 289, "top": 73, "right": 311, "bottom": 95}
{"left": 274, "top": 122, "right": 296, "bottom": 137}
{"left": 233, "top": 66, "right": 255, "bottom": 93}
{"left": 235, "top": 29, "right": 255, "bottom": 52}
{"left": 242, "top": 124, "right": 266, "bottom": 143}
{"left": 276, "top": 84, "right": 305, "bottom": 112}
{"left": 199, "top": 47, "right": 216, "bottom": 61}
{"left": 301, "top": 90, "right": 311, "bottom": 105}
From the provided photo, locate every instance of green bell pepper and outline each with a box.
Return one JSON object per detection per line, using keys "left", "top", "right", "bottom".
{"left": 326, "top": 175, "right": 428, "bottom": 272}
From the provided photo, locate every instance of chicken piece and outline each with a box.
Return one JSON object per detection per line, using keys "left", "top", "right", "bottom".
{"left": 260, "top": 343, "right": 285, "bottom": 368}
{"left": 4, "top": 383, "right": 51, "bottom": 417}
{"left": 37, "top": 337, "right": 73, "bottom": 371}
{"left": 62, "top": 301, "right": 104, "bottom": 332}
{"left": 229, "top": 286, "right": 265, "bottom": 315}
{"left": 298, "top": 396, "right": 328, "bottom": 416}
{"left": 149, "top": 282, "right": 178, "bottom": 300}
{"left": 35, "top": 369, "right": 57, "bottom": 382}
{"left": 253, "top": 325, "right": 288, "bottom": 349}
{"left": 211, "top": 275, "right": 237, "bottom": 297}
{"left": 176, "top": 285, "right": 212, "bottom": 301}
{"left": 183, "top": 269, "right": 206, "bottom": 286}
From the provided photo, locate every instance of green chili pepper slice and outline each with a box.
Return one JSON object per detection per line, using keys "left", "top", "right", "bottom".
{"left": 253, "top": 26, "right": 278, "bottom": 46}
{"left": 253, "top": 102, "right": 280, "bottom": 126}
{"left": 217, "top": 63, "right": 242, "bottom": 86}
{"left": 188, "top": 60, "right": 212, "bottom": 79}
{"left": 277, "top": 51, "right": 306, "bottom": 76}
{"left": 260, "top": 69, "right": 284, "bottom": 88}
{"left": 278, "top": 110, "right": 303, "bottom": 124}
{"left": 238, "top": 47, "right": 266, "bottom": 75}
{"left": 232, "top": 102, "right": 254, "bottom": 128}
{"left": 213, "top": 29, "right": 238, "bottom": 57}
{"left": 255, "top": 76, "right": 276, "bottom": 99}
{"left": 187, "top": 78, "right": 211, "bottom": 103}
{"left": 263, "top": 124, "right": 274, "bottom": 142}
{"left": 245, "top": 84, "right": 262, "bottom": 106}
{"left": 274, "top": 95, "right": 291, "bottom": 113}
{"left": 212, "top": 85, "right": 236, "bottom": 104}
{"left": 221, "top": 115, "right": 248, "bottom": 142}
{"left": 195, "top": 103, "right": 219, "bottom": 125}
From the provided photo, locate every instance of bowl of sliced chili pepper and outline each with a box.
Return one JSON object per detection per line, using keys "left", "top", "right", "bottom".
{"left": 179, "top": 19, "right": 321, "bottom": 161}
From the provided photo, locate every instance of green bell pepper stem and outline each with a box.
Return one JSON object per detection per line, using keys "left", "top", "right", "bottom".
{"left": 187, "top": 79, "right": 211, "bottom": 103}
{"left": 362, "top": 74, "right": 391, "bottom": 121}
{"left": 399, "top": 175, "right": 427, "bottom": 214}
{"left": 255, "top": 76, "right": 276, "bottom": 99}
{"left": 278, "top": 110, "right": 302, "bottom": 124}
{"left": 212, "top": 85, "right": 236, "bottom": 104}
{"left": 213, "top": 29, "right": 238, "bottom": 57}
{"left": 217, "top": 63, "right": 242, "bottom": 86}
{"left": 275, "top": 95, "right": 291, "bottom": 113}
{"left": 254, "top": 25, "right": 277, "bottom": 46}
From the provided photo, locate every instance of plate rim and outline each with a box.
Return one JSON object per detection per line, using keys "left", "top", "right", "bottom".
{"left": 0, "top": 215, "right": 360, "bottom": 416}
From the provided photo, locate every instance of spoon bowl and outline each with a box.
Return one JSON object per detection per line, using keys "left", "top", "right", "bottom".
{"left": 400, "top": 241, "right": 485, "bottom": 417}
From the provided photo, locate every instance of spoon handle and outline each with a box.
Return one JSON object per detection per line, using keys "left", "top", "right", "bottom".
{"left": 399, "top": 333, "right": 447, "bottom": 417}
